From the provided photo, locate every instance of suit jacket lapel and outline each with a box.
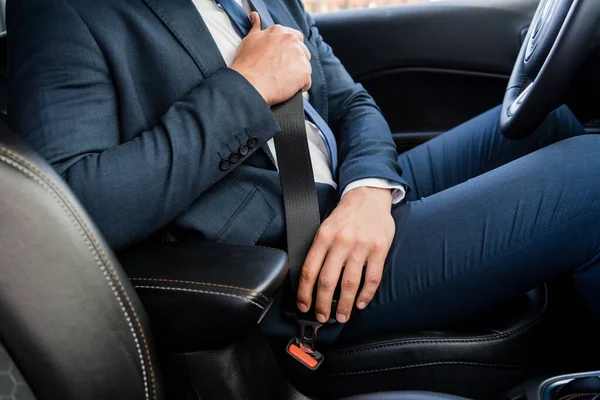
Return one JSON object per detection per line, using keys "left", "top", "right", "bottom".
{"left": 143, "top": 0, "right": 277, "bottom": 168}
{"left": 142, "top": 0, "right": 225, "bottom": 77}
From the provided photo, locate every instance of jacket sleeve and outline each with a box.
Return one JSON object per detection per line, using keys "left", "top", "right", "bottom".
{"left": 8, "top": 0, "right": 280, "bottom": 250}
{"left": 300, "top": 5, "right": 407, "bottom": 194}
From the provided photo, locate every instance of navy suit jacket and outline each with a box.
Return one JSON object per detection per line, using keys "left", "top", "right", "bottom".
{"left": 8, "top": 0, "right": 407, "bottom": 250}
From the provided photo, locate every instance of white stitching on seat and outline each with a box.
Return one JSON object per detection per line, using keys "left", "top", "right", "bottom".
{"left": 0, "top": 152, "right": 153, "bottom": 400}
{"left": 129, "top": 277, "right": 270, "bottom": 302}
{"left": 328, "top": 309, "right": 543, "bottom": 358}
{"left": 325, "top": 360, "right": 526, "bottom": 377}
{"left": 133, "top": 285, "right": 266, "bottom": 310}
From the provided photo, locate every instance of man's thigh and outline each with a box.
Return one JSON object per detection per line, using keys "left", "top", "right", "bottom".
{"left": 339, "top": 135, "right": 600, "bottom": 340}
{"left": 398, "top": 105, "right": 586, "bottom": 201}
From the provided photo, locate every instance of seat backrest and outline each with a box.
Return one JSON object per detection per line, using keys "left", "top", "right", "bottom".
{"left": 0, "top": 32, "right": 7, "bottom": 120}
{"left": 0, "top": 125, "right": 163, "bottom": 399}
{"left": 0, "top": 0, "right": 5, "bottom": 32}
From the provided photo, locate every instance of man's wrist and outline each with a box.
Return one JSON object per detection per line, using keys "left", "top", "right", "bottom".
{"left": 228, "top": 66, "right": 271, "bottom": 105}
{"left": 341, "top": 179, "right": 407, "bottom": 205}
{"left": 341, "top": 186, "right": 393, "bottom": 209}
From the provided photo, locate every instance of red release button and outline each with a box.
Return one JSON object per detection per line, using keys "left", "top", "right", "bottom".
{"left": 288, "top": 343, "right": 319, "bottom": 369}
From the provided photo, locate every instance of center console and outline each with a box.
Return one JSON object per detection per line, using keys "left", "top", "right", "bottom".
{"left": 118, "top": 237, "right": 294, "bottom": 400}
{"left": 506, "top": 371, "right": 600, "bottom": 400}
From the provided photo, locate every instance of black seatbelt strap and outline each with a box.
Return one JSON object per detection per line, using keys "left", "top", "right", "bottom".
{"left": 271, "top": 92, "right": 326, "bottom": 370}
{"left": 271, "top": 92, "right": 321, "bottom": 293}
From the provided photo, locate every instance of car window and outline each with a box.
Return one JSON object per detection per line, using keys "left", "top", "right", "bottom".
{"left": 306, "top": 0, "right": 431, "bottom": 14}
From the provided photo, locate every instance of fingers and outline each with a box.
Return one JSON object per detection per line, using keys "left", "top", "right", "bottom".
{"left": 301, "top": 58, "right": 312, "bottom": 92}
{"left": 299, "top": 41, "right": 311, "bottom": 61}
{"left": 335, "top": 244, "right": 369, "bottom": 323}
{"left": 314, "top": 233, "right": 354, "bottom": 323}
{"left": 286, "top": 26, "right": 304, "bottom": 42}
{"left": 248, "top": 12, "right": 261, "bottom": 32}
{"left": 270, "top": 24, "right": 304, "bottom": 42}
{"left": 269, "top": 24, "right": 311, "bottom": 60}
{"left": 355, "top": 246, "right": 387, "bottom": 310}
{"left": 301, "top": 80, "right": 312, "bottom": 93}
{"left": 299, "top": 230, "right": 387, "bottom": 323}
{"left": 297, "top": 229, "right": 331, "bottom": 313}
{"left": 297, "top": 40, "right": 311, "bottom": 92}
{"left": 315, "top": 225, "right": 369, "bottom": 323}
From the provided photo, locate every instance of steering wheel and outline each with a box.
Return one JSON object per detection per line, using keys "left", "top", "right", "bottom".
{"left": 500, "top": 0, "right": 600, "bottom": 139}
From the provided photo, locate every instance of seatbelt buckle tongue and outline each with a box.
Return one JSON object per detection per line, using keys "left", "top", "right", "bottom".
{"left": 287, "top": 319, "right": 325, "bottom": 370}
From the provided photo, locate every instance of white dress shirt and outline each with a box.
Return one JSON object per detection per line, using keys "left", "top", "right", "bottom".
{"left": 192, "top": 0, "right": 406, "bottom": 203}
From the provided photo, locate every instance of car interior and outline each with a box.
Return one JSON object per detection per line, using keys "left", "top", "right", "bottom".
{"left": 1, "top": 0, "right": 599, "bottom": 399}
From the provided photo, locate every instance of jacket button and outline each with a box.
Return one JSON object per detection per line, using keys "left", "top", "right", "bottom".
{"left": 229, "top": 152, "right": 241, "bottom": 163}
{"left": 239, "top": 144, "right": 249, "bottom": 156}
{"left": 247, "top": 136, "right": 259, "bottom": 148}
{"left": 220, "top": 159, "right": 231, "bottom": 171}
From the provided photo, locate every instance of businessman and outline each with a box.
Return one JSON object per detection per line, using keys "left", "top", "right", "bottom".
{"left": 8, "top": 0, "right": 600, "bottom": 340}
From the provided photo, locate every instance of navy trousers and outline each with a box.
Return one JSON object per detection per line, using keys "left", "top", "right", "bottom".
{"left": 262, "top": 105, "right": 600, "bottom": 341}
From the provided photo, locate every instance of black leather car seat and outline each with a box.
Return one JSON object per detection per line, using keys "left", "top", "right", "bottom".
{"left": 0, "top": 31, "right": 7, "bottom": 121}
{"left": 0, "top": 116, "right": 480, "bottom": 400}
{"left": 315, "top": 286, "right": 546, "bottom": 398}
{"left": 0, "top": 126, "right": 164, "bottom": 399}
{"left": 0, "top": 31, "right": 548, "bottom": 400}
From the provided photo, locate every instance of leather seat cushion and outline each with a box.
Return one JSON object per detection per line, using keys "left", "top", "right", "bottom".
{"left": 309, "top": 287, "right": 546, "bottom": 399}
{"left": 341, "top": 392, "right": 471, "bottom": 400}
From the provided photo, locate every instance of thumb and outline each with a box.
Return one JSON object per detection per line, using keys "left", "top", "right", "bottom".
{"left": 249, "top": 12, "right": 261, "bottom": 32}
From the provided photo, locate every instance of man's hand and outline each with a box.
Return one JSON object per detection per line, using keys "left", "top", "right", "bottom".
{"left": 231, "top": 12, "right": 312, "bottom": 106}
{"left": 297, "top": 187, "right": 395, "bottom": 324}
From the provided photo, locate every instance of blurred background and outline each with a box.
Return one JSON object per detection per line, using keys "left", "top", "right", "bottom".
{"left": 304, "top": 0, "right": 432, "bottom": 13}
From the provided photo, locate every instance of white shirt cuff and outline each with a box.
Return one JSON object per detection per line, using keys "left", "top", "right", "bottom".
{"left": 341, "top": 178, "right": 407, "bottom": 205}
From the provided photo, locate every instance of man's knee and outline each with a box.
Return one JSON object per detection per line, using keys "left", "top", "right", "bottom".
{"left": 513, "top": 135, "right": 600, "bottom": 192}
{"left": 508, "top": 134, "right": 600, "bottom": 230}
{"left": 551, "top": 135, "right": 600, "bottom": 175}
{"left": 557, "top": 134, "right": 600, "bottom": 152}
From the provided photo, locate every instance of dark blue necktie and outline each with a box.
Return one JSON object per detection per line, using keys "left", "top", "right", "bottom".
{"left": 214, "top": 0, "right": 338, "bottom": 177}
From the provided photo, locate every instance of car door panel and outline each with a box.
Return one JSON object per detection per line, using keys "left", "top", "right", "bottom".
{"left": 362, "top": 68, "right": 508, "bottom": 152}
{"left": 313, "top": 0, "right": 540, "bottom": 148}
